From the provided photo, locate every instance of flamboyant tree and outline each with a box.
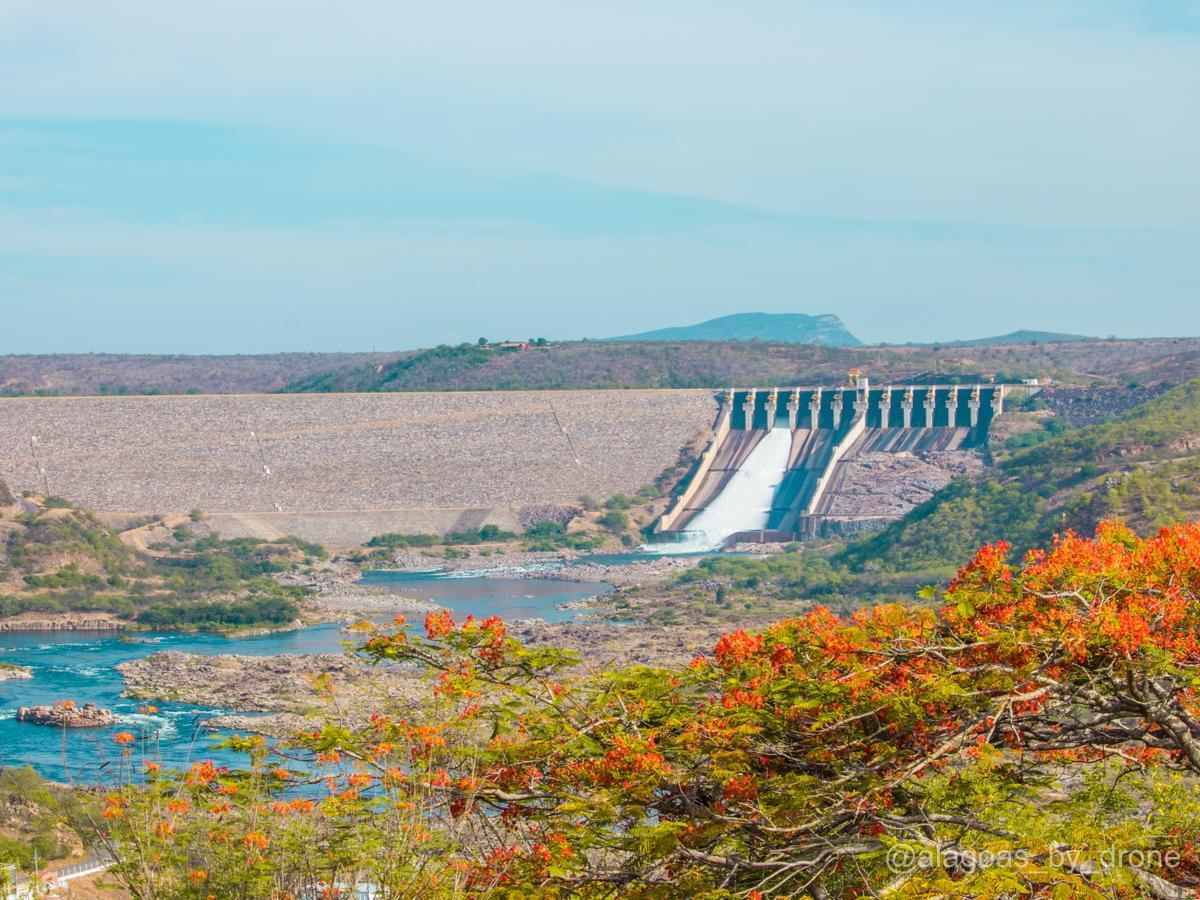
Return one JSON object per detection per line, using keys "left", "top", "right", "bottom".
{"left": 98, "top": 520, "right": 1200, "bottom": 898}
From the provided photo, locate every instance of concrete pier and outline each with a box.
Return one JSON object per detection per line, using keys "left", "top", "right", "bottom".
{"left": 809, "top": 388, "right": 823, "bottom": 430}
{"left": 765, "top": 390, "right": 779, "bottom": 429}
{"left": 786, "top": 390, "right": 800, "bottom": 430}
{"left": 851, "top": 389, "right": 866, "bottom": 419}
{"left": 901, "top": 387, "right": 914, "bottom": 428}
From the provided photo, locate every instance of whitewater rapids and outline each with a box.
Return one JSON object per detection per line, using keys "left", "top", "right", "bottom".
{"left": 649, "top": 427, "right": 792, "bottom": 552}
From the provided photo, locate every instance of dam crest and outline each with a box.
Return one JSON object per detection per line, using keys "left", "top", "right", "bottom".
{"left": 656, "top": 378, "right": 1006, "bottom": 548}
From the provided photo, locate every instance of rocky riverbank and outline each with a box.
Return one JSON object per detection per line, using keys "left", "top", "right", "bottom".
{"left": 304, "top": 585, "right": 445, "bottom": 622}
{"left": 117, "top": 649, "right": 431, "bottom": 733}
{"left": 535, "top": 554, "right": 707, "bottom": 587}
{"left": 353, "top": 548, "right": 712, "bottom": 588}
{"left": 276, "top": 560, "right": 447, "bottom": 624}
{"left": 279, "top": 549, "right": 712, "bottom": 629}
{"left": 510, "top": 619, "right": 723, "bottom": 669}
{"left": 0, "top": 613, "right": 131, "bottom": 632}
{"left": 204, "top": 712, "right": 316, "bottom": 738}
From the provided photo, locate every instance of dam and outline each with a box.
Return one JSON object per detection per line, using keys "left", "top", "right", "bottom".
{"left": 656, "top": 377, "right": 1005, "bottom": 548}
{"left": 0, "top": 390, "right": 717, "bottom": 546}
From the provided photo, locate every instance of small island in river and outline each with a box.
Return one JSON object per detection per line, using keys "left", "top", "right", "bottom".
{"left": 17, "top": 702, "right": 119, "bottom": 728}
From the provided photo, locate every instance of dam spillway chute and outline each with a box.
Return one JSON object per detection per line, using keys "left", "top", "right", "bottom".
{"left": 654, "top": 379, "right": 1011, "bottom": 546}
{"left": 656, "top": 426, "right": 792, "bottom": 551}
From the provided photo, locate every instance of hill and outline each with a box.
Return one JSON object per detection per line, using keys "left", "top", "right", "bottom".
{"left": 0, "top": 497, "right": 318, "bottom": 629}
{"left": 834, "top": 377, "right": 1200, "bottom": 572}
{"left": 284, "top": 337, "right": 1200, "bottom": 393}
{"left": 1, "top": 337, "right": 1197, "bottom": 396}
{"left": 609, "top": 312, "right": 862, "bottom": 346}
{"left": 0, "top": 351, "right": 389, "bottom": 396}
{"left": 950, "top": 329, "right": 1092, "bottom": 346}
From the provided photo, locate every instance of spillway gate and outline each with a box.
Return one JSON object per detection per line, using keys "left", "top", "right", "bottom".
{"left": 656, "top": 380, "right": 1007, "bottom": 545}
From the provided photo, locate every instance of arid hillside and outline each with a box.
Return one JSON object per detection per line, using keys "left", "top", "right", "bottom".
{"left": 0, "top": 351, "right": 389, "bottom": 396}
{"left": 3, "top": 337, "right": 1198, "bottom": 396}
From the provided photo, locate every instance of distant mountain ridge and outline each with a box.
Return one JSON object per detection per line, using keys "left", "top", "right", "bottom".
{"left": 609, "top": 312, "right": 862, "bottom": 347}
{"left": 6, "top": 337, "right": 1199, "bottom": 397}
{"left": 949, "top": 329, "right": 1093, "bottom": 347}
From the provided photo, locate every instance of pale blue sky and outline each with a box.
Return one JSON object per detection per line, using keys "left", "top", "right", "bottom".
{"left": 1, "top": 1, "right": 1198, "bottom": 352}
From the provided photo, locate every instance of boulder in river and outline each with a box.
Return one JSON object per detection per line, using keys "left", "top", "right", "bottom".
{"left": 0, "top": 662, "right": 33, "bottom": 682}
{"left": 17, "top": 702, "right": 119, "bottom": 728}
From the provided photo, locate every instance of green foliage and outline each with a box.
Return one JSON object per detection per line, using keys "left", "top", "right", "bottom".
{"left": 0, "top": 507, "right": 313, "bottom": 630}
{"left": 135, "top": 594, "right": 299, "bottom": 629}
{"left": 603, "top": 493, "right": 632, "bottom": 510}
{"left": 637, "top": 550, "right": 940, "bottom": 625}
{"left": 366, "top": 524, "right": 517, "bottom": 550}
{"left": 596, "top": 509, "right": 629, "bottom": 532}
{"left": 22, "top": 562, "right": 108, "bottom": 590}
{"left": 635, "top": 483, "right": 661, "bottom": 500}
{"left": 277, "top": 535, "right": 328, "bottom": 560}
{"left": 287, "top": 343, "right": 492, "bottom": 392}
{"left": 366, "top": 532, "right": 440, "bottom": 549}
{"left": 0, "top": 766, "right": 91, "bottom": 872}
{"left": 5, "top": 507, "right": 141, "bottom": 578}
{"left": 522, "top": 520, "right": 603, "bottom": 551}
{"left": 1000, "top": 415, "right": 1066, "bottom": 450}
{"left": 450, "top": 524, "right": 516, "bottom": 544}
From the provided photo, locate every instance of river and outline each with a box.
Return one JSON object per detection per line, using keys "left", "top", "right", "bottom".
{"left": 0, "top": 571, "right": 612, "bottom": 783}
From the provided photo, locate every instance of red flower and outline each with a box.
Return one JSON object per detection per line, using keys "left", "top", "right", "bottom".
{"left": 713, "top": 629, "right": 763, "bottom": 669}
{"left": 425, "top": 610, "right": 455, "bottom": 639}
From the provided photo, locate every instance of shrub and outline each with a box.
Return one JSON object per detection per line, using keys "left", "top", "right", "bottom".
{"left": 597, "top": 509, "right": 629, "bottom": 532}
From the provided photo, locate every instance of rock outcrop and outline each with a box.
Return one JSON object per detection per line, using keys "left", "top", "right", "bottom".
{"left": 117, "top": 650, "right": 426, "bottom": 717}
{"left": 0, "top": 662, "right": 33, "bottom": 682}
{"left": 17, "top": 702, "right": 118, "bottom": 728}
{"left": 0, "top": 613, "right": 130, "bottom": 632}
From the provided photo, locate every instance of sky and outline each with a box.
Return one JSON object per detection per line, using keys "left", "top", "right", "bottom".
{"left": 1, "top": 1, "right": 1198, "bottom": 353}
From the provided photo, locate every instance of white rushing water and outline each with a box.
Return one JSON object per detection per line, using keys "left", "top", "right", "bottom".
{"left": 652, "top": 427, "right": 793, "bottom": 552}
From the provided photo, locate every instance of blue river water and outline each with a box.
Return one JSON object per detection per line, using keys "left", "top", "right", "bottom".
{"left": 0, "top": 571, "right": 613, "bottom": 783}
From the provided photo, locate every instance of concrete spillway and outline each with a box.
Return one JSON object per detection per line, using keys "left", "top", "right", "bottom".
{"left": 662, "top": 427, "right": 793, "bottom": 551}
{"left": 656, "top": 382, "right": 1004, "bottom": 545}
